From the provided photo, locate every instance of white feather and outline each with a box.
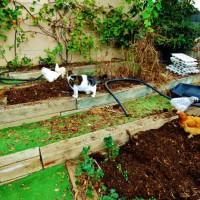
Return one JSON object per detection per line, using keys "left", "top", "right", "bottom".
{"left": 41, "top": 67, "right": 61, "bottom": 82}
{"left": 170, "top": 96, "right": 199, "bottom": 111}
{"left": 55, "top": 63, "right": 66, "bottom": 78}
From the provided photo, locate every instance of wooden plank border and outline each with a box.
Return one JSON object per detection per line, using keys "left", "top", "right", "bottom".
{"left": 40, "top": 112, "right": 178, "bottom": 169}
{"left": 0, "top": 97, "right": 76, "bottom": 129}
{"left": 0, "top": 75, "right": 199, "bottom": 130}
{"left": 0, "top": 107, "right": 199, "bottom": 185}
{"left": 0, "top": 147, "right": 42, "bottom": 185}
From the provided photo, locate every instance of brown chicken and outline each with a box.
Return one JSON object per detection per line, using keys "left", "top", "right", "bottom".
{"left": 177, "top": 111, "right": 200, "bottom": 138}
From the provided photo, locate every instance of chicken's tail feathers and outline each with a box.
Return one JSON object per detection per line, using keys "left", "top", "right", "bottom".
{"left": 55, "top": 63, "right": 59, "bottom": 69}
{"left": 190, "top": 96, "right": 199, "bottom": 102}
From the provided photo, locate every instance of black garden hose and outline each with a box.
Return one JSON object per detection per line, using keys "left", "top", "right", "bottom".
{"left": 104, "top": 78, "right": 199, "bottom": 116}
{"left": 0, "top": 70, "right": 43, "bottom": 85}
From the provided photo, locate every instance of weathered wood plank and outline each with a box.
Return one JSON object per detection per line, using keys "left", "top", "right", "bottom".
{"left": 0, "top": 97, "right": 76, "bottom": 124}
{"left": 41, "top": 112, "right": 177, "bottom": 168}
{"left": 0, "top": 157, "right": 42, "bottom": 184}
{"left": 0, "top": 147, "right": 40, "bottom": 168}
{"left": 0, "top": 113, "right": 60, "bottom": 130}
{"left": 160, "top": 76, "right": 197, "bottom": 91}
{"left": 187, "top": 107, "right": 200, "bottom": 116}
{"left": 0, "top": 175, "right": 27, "bottom": 186}
{"left": 77, "top": 85, "right": 152, "bottom": 109}
{"left": 0, "top": 147, "right": 42, "bottom": 185}
{"left": 8, "top": 70, "right": 41, "bottom": 79}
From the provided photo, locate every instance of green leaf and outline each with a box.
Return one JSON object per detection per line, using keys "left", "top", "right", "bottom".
{"left": 144, "top": 20, "right": 151, "bottom": 27}
{"left": 142, "top": 12, "right": 150, "bottom": 19}
{"left": 86, "top": 185, "right": 93, "bottom": 198}
{"left": 30, "top": 7, "right": 35, "bottom": 12}
{"left": 156, "top": 2, "right": 162, "bottom": 11}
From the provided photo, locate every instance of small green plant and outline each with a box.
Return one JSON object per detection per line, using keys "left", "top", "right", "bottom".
{"left": 104, "top": 136, "right": 120, "bottom": 160}
{"left": 99, "top": 189, "right": 126, "bottom": 200}
{"left": 7, "top": 54, "right": 32, "bottom": 68}
{"left": 86, "top": 184, "right": 93, "bottom": 199}
{"left": 0, "top": 45, "right": 7, "bottom": 63}
{"left": 117, "top": 163, "right": 122, "bottom": 172}
{"left": 123, "top": 170, "right": 129, "bottom": 182}
{"left": 39, "top": 44, "right": 62, "bottom": 65}
{"left": 75, "top": 146, "right": 104, "bottom": 199}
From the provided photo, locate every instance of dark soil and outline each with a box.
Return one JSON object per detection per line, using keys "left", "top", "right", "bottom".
{"left": 4, "top": 78, "right": 140, "bottom": 105}
{"left": 92, "top": 119, "right": 200, "bottom": 200}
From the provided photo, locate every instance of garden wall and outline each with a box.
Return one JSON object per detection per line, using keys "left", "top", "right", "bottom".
{"left": 0, "top": 0, "right": 125, "bottom": 67}
{"left": 0, "top": 74, "right": 199, "bottom": 130}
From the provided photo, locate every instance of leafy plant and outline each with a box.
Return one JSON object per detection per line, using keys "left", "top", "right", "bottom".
{"left": 0, "top": 45, "right": 6, "bottom": 62}
{"left": 127, "top": 0, "right": 162, "bottom": 32}
{"left": 123, "top": 170, "right": 129, "bottom": 182}
{"left": 39, "top": 44, "right": 62, "bottom": 65}
{"left": 127, "top": 0, "right": 199, "bottom": 52}
{"left": 0, "top": 0, "right": 22, "bottom": 41}
{"left": 150, "top": 0, "right": 200, "bottom": 51}
{"left": 100, "top": 188, "right": 127, "bottom": 200}
{"left": 103, "top": 136, "right": 120, "bottom": 160}
{"left": 20, "top": 56, "right": 32, "bottom": 67}
{"left": 68, "top": 32, "right": 94, "bottom": 59}
{"left": 99, "top": 189, "right": 119, "bottom": 200}
{"left": 96, "top": 6, "right": 137, "bottom": 47}
{"left": 75, "top": 146, "right": 104, "bottom": 199}
{"left": 117, "top": 163, "right": 122, "bottom": 172}
{"left": 7, "top": 54, "right": 32, "bottom": 68}
{"left": 25, "top": 0, "right": 103, "bottom": 63}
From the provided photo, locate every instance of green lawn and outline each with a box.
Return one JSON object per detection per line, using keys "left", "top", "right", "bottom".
{"left": 0, "top": 95, "right": 172, "bottom": 200}
{"left": 0, "top": 164, "right": 73, "bottom": 200}
{"left": 0, "top": 95, "right": 172, "bottom": 157}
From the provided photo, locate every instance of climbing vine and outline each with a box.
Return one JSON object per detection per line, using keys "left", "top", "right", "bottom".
{"left": 1, "top": 0, "right": 197, "bottom": 68}
{"left": 0, "top": 0, "right": 21, "bottom": 41}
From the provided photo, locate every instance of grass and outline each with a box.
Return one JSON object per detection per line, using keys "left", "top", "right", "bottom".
{"left": 0, "top": 94, "right": 172, "bottom": 200}
{"left": 0, "top": 95, "right": 172, "bottom": 157}
{"left": 0, "top": 164, "right": 73, "bottom": 200}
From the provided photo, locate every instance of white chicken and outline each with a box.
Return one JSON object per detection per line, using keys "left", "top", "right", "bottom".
{"left": 41, "top": 67, "right": 61, "bottom": 82}
{"left": 170, "top": 96, "right": 199, "bottom": 111}
{"left": 55, "top": 63, "right": 66, "bottom": 78}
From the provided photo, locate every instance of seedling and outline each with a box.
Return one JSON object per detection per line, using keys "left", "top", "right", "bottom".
{"left": 104, "top": 136, "right": 119, "bottom": 160}
{"left": 75, "top": 146, "right": 104, "bottom": 199}
{"left": 123, "top": 170, "right": 129, "bottom": 182}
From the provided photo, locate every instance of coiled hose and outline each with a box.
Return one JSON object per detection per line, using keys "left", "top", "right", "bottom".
{"left": 104, "top": 78, "right": 199, "bottom": 116}
{"left": 0, "top": 70, "right": 43, "bottom": 85}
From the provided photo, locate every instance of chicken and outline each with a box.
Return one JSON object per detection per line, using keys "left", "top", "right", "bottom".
{"left": 177, "top": 111, "right": 200, "bottom": 138}
{"left": 170, "top": 96, "right": 199, "bottom": 111}
{"left": 41, "top": 67, "right": 61, "bottom": 82}
{"left": 55, "top": 63, "right": 66, "bottom": 78}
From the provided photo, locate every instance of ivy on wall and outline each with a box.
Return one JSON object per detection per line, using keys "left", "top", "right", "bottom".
{"left": 0, "top": 0, "right": 199, "bottom": 68}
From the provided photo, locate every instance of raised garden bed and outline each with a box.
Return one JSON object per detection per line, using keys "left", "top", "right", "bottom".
{"left": 0, "top": 74, "right": 199, "bottom": 130}
{"left": 66, "top": 108, "right": 200, "bottom": 200}
{"left": 0, "top": 111, "right": 178, "bottom": 185}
